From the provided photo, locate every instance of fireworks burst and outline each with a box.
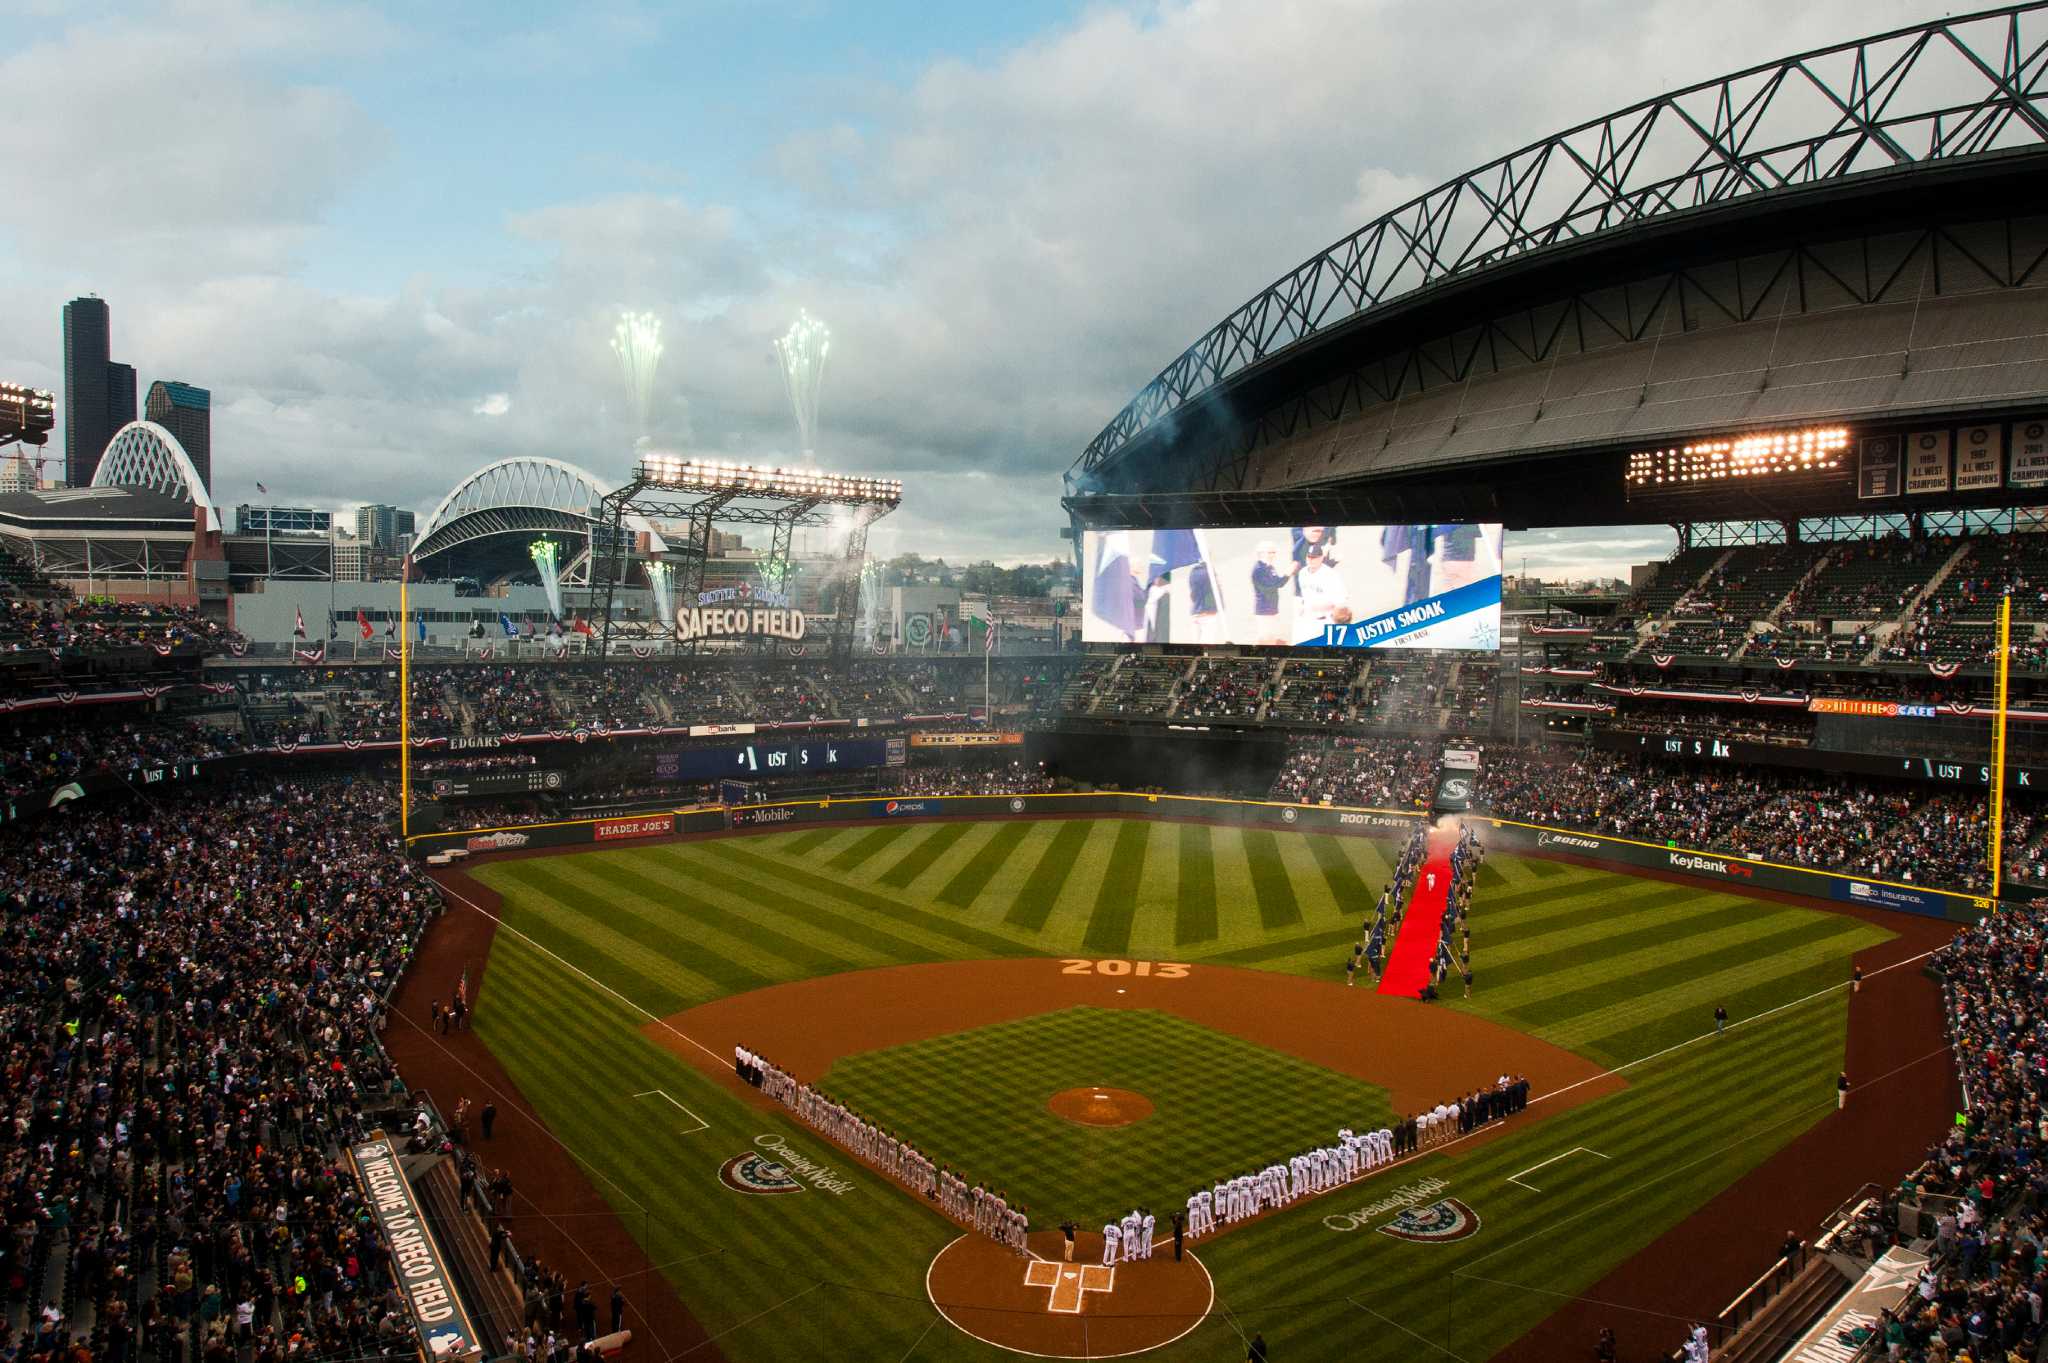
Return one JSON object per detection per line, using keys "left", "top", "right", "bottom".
{"left": 774, "top": 309, "right": 830, "bottom": 464}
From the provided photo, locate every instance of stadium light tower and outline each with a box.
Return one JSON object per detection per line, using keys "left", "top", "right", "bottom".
{"left": 611, "top": 311, "right": 664, "bottom": 445}
{"left": 774, "top": 309, "right": 830, "bottom": 465}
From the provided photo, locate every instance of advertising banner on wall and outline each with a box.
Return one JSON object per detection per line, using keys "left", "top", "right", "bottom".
{"left": 1081, "top": 524, "right": 1503, "bottom": 650}
{"left": 593, "top": 814, "right": 675, "bottom": 841}
{"left": 347, "top": 1137, "right": 483, "bottom": 1363}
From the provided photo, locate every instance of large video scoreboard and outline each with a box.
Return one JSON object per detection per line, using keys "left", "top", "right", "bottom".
{"left": 1080, "top": 524, "right": 1503, "bottom": 650}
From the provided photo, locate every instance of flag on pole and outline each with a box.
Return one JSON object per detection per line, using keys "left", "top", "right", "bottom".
{"left": 984, "top": 618, "right": 999, "bottom": 653}
{"left": 499, "top": 613, "right": 517, "bottom": 637}
{"left": 357, "top": 609, "right": 373, "bottom": 640}
{"left": 415, "top": 616, "right": 427, "bottom": 644}
{"left": 573, "top": 616, "right": 593, "bottom": 636}
{"left": 255, "top": 482, "right": 268, "bottom": 495}
{"left": 293, "top": 607, "right": 306, "bottom": 639}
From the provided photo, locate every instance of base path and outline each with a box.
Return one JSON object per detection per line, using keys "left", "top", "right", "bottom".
{"left": 926, "top": 1230, "right": 1212, "bottom": 1358}
{"left": 388, "top": 871, "right": 724, "bottom": 1362}
{"left": 1379, "top": 826, "right": 1458, "bottom": 998}
{"left": 647, "top": 957, "right": 1619, "bottom": 1130}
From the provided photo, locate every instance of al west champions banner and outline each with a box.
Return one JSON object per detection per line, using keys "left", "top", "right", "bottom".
{"left": 1081, "top": 525, "right": 1503, "bottom": 651}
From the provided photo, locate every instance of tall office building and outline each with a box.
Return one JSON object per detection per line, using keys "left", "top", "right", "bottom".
{"left": 145, "top": 380, "right": 212, "bottom": 489}
{"left": 355, "top": 503, "right": 417, "bottom": 550}
{"left": 62, "top": 298, "right": 109, "bottom": 487}
{"left": 60, "top": 297, "right": 137, "bottom": 488}
{"left": 108, "top": 362, "right": 136, "bottom": 429}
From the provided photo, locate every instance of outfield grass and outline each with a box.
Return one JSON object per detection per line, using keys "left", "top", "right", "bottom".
{"left": 466, "top": 819, "right": 1892, "bottom": 1363}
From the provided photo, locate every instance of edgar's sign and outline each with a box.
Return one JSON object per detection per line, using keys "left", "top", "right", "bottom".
{"left": 674, "top": 606, "right": 806, "bottom": 644}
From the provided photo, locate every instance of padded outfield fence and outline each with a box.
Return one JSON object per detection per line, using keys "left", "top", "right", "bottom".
{"left": 406, "top": 791, "right": 1994, "bottom": 923}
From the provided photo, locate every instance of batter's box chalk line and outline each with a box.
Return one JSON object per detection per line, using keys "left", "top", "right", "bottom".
{"left": 632, "top": 1089, "right": 711, "bottom": 1135}
{"left": 1506, "top": 1146, "right": 1609, "bottom": 1192}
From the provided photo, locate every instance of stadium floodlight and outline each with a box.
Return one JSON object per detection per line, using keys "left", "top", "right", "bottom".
{"left": 1627, "top": 425, "right": 1850, "bottom": 489}
{"left": 635, "top": 455, "right": 901, "bottom": 507}
{"left": 773, "top": 309, "right": 830, "bottom": 465}
{"left": 611, "top": 311, "right": 664, "bottom": 442}
{"left": 0, "top": 382, "right": 56, "bottom": 447}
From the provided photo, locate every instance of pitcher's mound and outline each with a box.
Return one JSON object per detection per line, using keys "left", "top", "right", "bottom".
{"left": 1048, "top": 1086, "right": 1154, "bottom": 1127}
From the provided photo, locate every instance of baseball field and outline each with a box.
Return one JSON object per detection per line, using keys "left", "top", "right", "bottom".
{"left": 402, "top": 816, "right": 1942, "bottom": 1361}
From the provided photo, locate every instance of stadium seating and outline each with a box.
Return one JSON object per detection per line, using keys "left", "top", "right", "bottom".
{"left": 1637, "top": 543, "right": 1817, "bottom": 658}
{"left": 1176, "top": 656, "right": 1273, "bottom": 720}
{"left": 0, "top": 776, "right": 434, "bottom": 1363}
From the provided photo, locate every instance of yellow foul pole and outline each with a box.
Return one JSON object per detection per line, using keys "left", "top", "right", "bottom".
{"left": 400, "top": 569, "right": 412, "bottom": 841}
{"left": 1989, "top": 592, "right": 2012, "bottom": 899}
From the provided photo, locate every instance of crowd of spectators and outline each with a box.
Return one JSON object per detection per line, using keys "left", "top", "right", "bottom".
{"left": 1606, "top": 702, "right": 1816, "bottom": 746}
{"left": 0, "top": 714, "right": 243, "bottom": 799}
{"left": 0, "top": 600, "right": 244, "bottom": 656}
{"left": 0, "top": 776, "right": 436, "bottom": 1363}
{"left": 885, "top": 759, "right": 1055, "bottom": 797}
{"left": 1268, "top": 737, "right": 2037, "bottom": 894}
{"left": 1270, "top": 737, "right": 1439, "bottom": 809}
{"left": 1860, "top": 902, "right": 2048, "bottom": 1360}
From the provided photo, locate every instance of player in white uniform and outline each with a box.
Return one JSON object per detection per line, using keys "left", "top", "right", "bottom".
{"left": 1139, "top": 1211, "right": 1156, "bottom": 1258}
{"left": 1101, "top": 1221, "right": 1121, "bottom": 1266}
{"left": 1121, "top": 1209, "right": 1141, "bottom": 1260}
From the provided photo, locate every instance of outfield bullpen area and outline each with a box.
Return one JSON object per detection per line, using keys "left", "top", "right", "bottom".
{"left": 388, "top": 816, "right": 1960, "bottom": 1362}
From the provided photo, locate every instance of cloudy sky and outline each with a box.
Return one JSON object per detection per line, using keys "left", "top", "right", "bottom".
{"left": 0, "top": 0, "right": 1931, "bottom": 577}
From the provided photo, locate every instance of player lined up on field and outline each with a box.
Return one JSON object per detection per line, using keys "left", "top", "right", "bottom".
{"left": 734, "top": 1045, "right": 1030, "bottom": 1255}
{"left": 1099, "top": 1208, "right": 1157, "bottom": 1265}
{"left": 1181, "top": 1075, "right": 1530, "bottom": 1241}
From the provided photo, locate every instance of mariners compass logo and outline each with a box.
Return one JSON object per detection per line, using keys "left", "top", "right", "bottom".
{"left": 1378, "top": 1197, "right": 1482, "bottom": 1243}
{"left": 719, "top": 1152, "right": 804, "bottom": 1196}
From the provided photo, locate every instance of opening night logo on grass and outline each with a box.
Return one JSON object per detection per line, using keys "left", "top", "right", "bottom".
{"left": 1377, "top": 1197, "right": 1483, "bottom": 1243}
{"left": 718, "top": 1152, "right": 803, "bottom": 1197}
{"left": 747, "top": 1135, "right": 854, "bottom": 1195}
{"left": 1323, "top": 1178, "right": 1468, "bottom": 1235}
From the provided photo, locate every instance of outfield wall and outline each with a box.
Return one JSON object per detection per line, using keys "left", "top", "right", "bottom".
{"left": 408, "top": 792, "right": 1993, "bottom": 923}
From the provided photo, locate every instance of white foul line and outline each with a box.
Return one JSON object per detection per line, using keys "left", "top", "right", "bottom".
{"left": 1506, "top": 1146, "right": 1609, "bottom": 1192}
{"left": 633, "top": 1089, "right": 712, "bottom": 1135}
{"left": 433, "top": 878, "right": 730, "bottom": 1066}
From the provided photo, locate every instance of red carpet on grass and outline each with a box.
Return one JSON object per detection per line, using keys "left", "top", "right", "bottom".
{"left": 1377, "top": 827, "right": 1457, "bottom": 998}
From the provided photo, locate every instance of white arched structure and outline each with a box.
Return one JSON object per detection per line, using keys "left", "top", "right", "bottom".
{"left": 412, "top": 456, "right": 667, "bottom": 578}
{"left": 91, "top": 421, "right": 222, "bottom": 532}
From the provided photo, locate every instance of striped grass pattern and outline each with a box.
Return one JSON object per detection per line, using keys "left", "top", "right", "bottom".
{"left": 467, "top": 820, "right": 1891, "bottom": 1362}
{"left": 821, "top": 1007, "right": 1395, "bottom": 1222}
